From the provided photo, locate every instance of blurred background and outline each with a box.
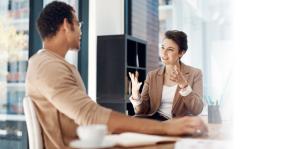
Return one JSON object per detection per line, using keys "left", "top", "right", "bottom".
{"left": 0, "top": 0, "right": 233, "bottom": 148}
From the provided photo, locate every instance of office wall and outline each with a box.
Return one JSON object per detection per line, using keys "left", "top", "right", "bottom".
{"left": 131, "top": 0, "right": 160, "bottom": 71}
{"left": 89, "top": 0, "right": 124, "bottom": 100}
{"left": 95, "top": 0, "right": 124, "bottom": 35}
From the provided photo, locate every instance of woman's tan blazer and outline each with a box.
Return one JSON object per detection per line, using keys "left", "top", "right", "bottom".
{"left": 134, "top": 62, "right": 203, "bottom": 118}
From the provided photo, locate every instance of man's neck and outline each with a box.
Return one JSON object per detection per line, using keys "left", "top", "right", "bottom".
{"left": 43, "top": 38, "right": 69, "bottom": 58}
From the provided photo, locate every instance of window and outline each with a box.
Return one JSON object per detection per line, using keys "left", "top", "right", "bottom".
{"left": 0, "top": 0, "right": 29, "bottom": 148}
{"left": 159, "top": 0, "right": 233, "bottom": 120}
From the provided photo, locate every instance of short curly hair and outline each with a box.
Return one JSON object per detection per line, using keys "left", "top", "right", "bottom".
{"left": 164, "top": 30, "right": 188, "bottom": 53}
{"left": 37, "top": 1, "right": 74, "bottom": 39}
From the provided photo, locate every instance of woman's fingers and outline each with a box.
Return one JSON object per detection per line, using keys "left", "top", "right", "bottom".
{"left": 135, "top": 71, "right": 139, "bottom": 78}
{"left": 137, "top": 82, "right": 142, "bottom": 88}
{"left": 129, "top": 72, "right": 136, "bottom": 81}
{"left": 129, "top": 72, "right": 140, "bottom": 83}
{"left": 170, "top": 66, "right": 187, "bottom": 85}
{"left": 169, "top": 72, "right": 178, "bottom": 82}
{"left": 134, "top": 71, "right": 139, "bottom": 82}
{"left": 129, "top": 72, "right": 142, "bottom": 90}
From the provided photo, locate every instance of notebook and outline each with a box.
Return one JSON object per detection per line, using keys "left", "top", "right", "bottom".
{"left": 106, "top": 132, "right": 178, "bottom": 147}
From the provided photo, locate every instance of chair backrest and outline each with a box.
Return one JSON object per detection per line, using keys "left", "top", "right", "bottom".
{"left": 23, "top": 96, "right": 43, "bottom": 149}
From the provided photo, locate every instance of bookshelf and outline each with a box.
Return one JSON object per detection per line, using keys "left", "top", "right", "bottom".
{"left": 96, "top": 34, "right": 147, "bottom": 115}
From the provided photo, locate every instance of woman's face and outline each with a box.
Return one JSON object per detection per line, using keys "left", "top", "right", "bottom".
{"left": 159, "top": 38, "right": 185, "bottom": 65}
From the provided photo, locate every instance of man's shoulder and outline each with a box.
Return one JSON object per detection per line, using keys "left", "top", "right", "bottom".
{"left": 29, "top": 50, "right": 67, "bottom": 69}
{"left": 27, "top": 50, "right": 73, "bottom": 80}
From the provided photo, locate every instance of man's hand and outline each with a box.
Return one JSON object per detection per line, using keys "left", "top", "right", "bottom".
{"left": 162, "top": 116, "right": 208, "bottom": 136}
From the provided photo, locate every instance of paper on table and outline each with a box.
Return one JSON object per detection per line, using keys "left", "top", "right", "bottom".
{"left": 105, "top": 132, "right": 178, "bottom": 147}
{"left": 175, "top": 139, "right": 230, "bottom": 149}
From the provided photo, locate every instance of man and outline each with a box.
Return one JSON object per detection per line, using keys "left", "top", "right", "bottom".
{"left": 25, "top": 1, "right": 208, "bottom": 148}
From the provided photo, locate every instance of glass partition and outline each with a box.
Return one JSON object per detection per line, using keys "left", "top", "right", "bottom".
{"left": 0, "top": 0, "right": 29, "bottom": 148}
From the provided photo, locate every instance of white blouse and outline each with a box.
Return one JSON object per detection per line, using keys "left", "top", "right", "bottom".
{"left": 157, "top": 85, "right": 178, "bottom": 118}
{"left": 129, "top": 84, "right": 193, "bottom": 118}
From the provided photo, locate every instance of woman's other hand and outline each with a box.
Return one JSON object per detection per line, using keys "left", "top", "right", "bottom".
{"left": 169, "top": 65, "right": 188, "bottom": 88}
{"left": 129, "top": 71, "right": 142, "bottom": 99}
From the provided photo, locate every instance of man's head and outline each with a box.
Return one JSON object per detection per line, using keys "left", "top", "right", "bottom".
{"left": 37, "top": 1, "right": 81, "bottom": 49}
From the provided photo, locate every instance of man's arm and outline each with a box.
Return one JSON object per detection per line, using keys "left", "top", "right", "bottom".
{"left": 107, "top": 111, "right": 208, "bottom": 136}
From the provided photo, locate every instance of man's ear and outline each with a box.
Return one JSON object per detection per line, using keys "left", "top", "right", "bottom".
{"left": 62, "top": 18, "right": 70, "bottom": 32}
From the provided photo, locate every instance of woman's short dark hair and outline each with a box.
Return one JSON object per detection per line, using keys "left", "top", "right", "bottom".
{"left": 37, "top": 1, "right": 74, "bottom": 39}
{"left": 164, "top": 30, "right": 188, "bottom": 53}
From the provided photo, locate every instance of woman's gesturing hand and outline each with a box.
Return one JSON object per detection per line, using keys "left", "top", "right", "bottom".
{"left": 129, "top": 71, "right": 142, "bottom": 100}
{"left": 169, "top": 65, "right": 188, "bottom": 88}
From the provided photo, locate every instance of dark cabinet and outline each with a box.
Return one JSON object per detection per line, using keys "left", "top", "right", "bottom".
{"left": 97, "top": 35, "right": 147, "bottom": 115}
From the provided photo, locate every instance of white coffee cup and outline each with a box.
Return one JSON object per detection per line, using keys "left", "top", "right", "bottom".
{"left": 76, "top": 124, "right": 107, "bottom": 144}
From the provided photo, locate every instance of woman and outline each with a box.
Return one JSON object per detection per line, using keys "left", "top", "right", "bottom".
{"left": 129, "top": 30, "right": 203, "bottom": 121}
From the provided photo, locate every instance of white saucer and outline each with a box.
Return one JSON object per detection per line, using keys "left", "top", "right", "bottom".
{"left": 70, "top": 137, "right": 116, "bottom": 149}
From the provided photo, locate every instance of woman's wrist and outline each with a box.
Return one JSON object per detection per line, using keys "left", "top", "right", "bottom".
{"left": 179, "top": 81, "right": 188, "bottom": 89}
{"left": 132, "top": 92, "right": 140, "bottom": 100}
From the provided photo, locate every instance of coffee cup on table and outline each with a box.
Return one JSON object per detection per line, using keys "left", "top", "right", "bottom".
{"left": 76, "top": 124, "right": 107, "bottom": 144}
